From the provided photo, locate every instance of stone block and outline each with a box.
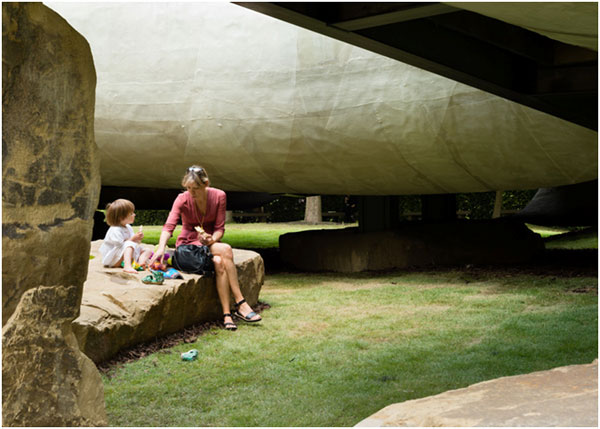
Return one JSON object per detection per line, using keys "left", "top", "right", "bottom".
{"left": 3, "top": 286, "right": 107, "bottom": 426}
{"left": 356, "top": 360, "right": 598, "bottom": 427}
{"left": 280, "top": 220, "right": 544, "bottom": 272}
{"left": 2, "top": 2, "right": 100, "bottom": 323}
{"left": 2, "top": 3, "right": 104, "bottom": 426}
{"left": 73, "top": 241, "right": 264, "bottom": 363}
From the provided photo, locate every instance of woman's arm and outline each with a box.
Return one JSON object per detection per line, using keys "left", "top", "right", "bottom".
{"left": 155, "top": 230, "right": 172, "bottom": 256}
{"left": 200, "top": 191, "right": 226, "bottom": 246}
{"left": 209, "top": 191, "right": 227, "bottom": 243}
{"left": 210, "top": 230, "right": 223, "bottom": 243}
{"left": 149, "top": 195, "right": 184, "bottom": 264}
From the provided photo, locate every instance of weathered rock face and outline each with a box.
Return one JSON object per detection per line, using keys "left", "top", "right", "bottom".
{"left": 2, "top": 286, "right": 107, "bottom": 426}
{"left": 2, "top": 3, "right": 105, "bottom": 426}
{"left": 74, "top": 241, "right": 265, "bottom": 364}
{"left": 356, "top": 360, "right": 598, "bottom": 427}
{"left": 2, "top": 2, "right": 99, "bottom": 322}
{"left": 280, "top": 220, "right": 544, "bottom": 272}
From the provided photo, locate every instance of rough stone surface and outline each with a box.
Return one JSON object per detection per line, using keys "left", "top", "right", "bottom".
{"left": 2, "top": 3, "right": 105, "bottom": 426}
{"left": 280, "top": 220, "right": 544, "bottom": 272}
{"left": 74, "top": 241, "right": 264, "bottom": 363}
{"left": 355, "top": 360, "right": 598, "bottom": 427}
{"left": 2, "top": 286, "right": 107, "bottom": 426}
{"left": 2, "top": 2, "right": 100, "bottom": 322}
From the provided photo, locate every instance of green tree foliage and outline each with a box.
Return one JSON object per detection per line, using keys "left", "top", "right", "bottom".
{"left": 132, "top": 190, "right": 537, "bottom": 224}
{"left": 132, "top": 210, "right": 171, "bottom": 226}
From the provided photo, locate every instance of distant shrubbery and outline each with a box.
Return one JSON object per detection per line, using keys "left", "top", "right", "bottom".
{"left": 132, "top": 190, "right": 537, "bottom": 224}
{"left": 457, "top": 190, "right": 536, "bottom": 219}
{"left": 263, "top": 190, "right": 536, "bottom": 222}
{"left": 265, "top": 195, "right": 347, "bottom": 223}
{"left": 132, "top": 210, "right": 170, "bottom": 226}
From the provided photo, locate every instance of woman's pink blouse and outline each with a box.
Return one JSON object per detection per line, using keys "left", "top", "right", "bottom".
{"left": 163, "top": 187, "right": 226, "bottom": 247}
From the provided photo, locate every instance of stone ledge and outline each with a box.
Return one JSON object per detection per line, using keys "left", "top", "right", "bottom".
{"left": 73, "top": 241, "right": 264, "bottom": 363}
{"left": 280, "top": 220, "right": 544, "bottom": 273}
{"left": 355, "top": 360, "right": 598, "bottom": 427}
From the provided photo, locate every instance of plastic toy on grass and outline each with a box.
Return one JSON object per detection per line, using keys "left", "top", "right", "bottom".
{"left": 181, "top": 349, "right": 198, "bottom": 361}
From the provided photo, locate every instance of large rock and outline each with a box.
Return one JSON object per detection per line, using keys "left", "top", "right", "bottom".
{"left": 2, "top": 3, "right": 105, "bottom": 426}
{"left": 356, "top": 360, "right": 598, "bottom": 427}
{"left": 73, "top": 241, "right": 264, "bottom": 363}
{"left": 2, "top": 286, "right": 106, "bottom": 426}
{"left": 280, "top": 220, "right": 544, "bottom": 272}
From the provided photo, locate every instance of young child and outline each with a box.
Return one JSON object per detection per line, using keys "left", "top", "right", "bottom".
{"left": 99, "top": 199, "right": 152, "bottom": 273}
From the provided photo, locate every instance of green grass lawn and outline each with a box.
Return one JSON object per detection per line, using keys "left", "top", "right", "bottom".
{"left": 140, "top": 222, "right": 355, "bottom": 249}
{"left": 141, "top": 222, "right": 597, "bottom": 250}
{"left": 102, "top": 270, "right": 597, "bottom": 426}
{"left": 102, "top": 222, "right": 597, "bottom": 426}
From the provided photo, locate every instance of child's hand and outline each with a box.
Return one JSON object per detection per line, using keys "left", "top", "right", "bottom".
{"left": 132, "top": 231, "right": 144, "bottom": 242}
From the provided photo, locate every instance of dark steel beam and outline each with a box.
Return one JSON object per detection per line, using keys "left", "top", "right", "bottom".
{"left": 332, "top": 3, "right": 458, "bottom": 30}
{"left": 236, "top": 2, "right": 597, "bottom": 130}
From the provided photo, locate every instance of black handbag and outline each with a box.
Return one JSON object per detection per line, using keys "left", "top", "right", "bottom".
{"left": 172, "top": 244, "right": 215, "bottom": 275}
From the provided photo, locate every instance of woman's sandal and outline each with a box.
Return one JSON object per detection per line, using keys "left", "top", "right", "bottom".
{"left": 141, "top": 270, "right": 165, "bottom": 285}
{"left": 223, "top": 313, "right": 237, "bottom": 331}
{"left": 233, "top": 299, "right": 262, "bottom": 323}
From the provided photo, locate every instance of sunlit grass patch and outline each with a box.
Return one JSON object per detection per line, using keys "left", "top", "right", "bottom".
{"left": 103, "top": 269, "right": 597, "bottom": 427}
{"left": 527, "top": 224, "right": 597, "bottom": 249}
{"left": 140, "top": 222, "right": 353, "bottom": 248}
{"left": 103, "top": 222, "right": 597, "bottom": 426}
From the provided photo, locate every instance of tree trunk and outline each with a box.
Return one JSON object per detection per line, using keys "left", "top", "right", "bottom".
{"left": 492, "top": 190, "right": 503, "bottom": 218}
{"left": 304, "top": 196, "right": 322, "bottom": 224}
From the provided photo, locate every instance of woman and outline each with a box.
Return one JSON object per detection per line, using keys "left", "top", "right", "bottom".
{"left": 149, "top": 166, "right": 262, "bottom": 331}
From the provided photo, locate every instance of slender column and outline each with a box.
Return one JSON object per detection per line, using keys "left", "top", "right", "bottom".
{"left": 492, "top": 191, "right": 503, "bottom": 218}
{"left": 357, "top": 196, "right": 400, "bottom": 232}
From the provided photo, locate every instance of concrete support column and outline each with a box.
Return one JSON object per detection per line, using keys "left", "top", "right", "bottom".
{"left": 357, "top": 196, "right": 400, "bottom": 232}
{"left": 421, "top": 194, "right": 457, "bottom": 222}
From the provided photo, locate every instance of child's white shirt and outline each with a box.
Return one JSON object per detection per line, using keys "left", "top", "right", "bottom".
{"left": 100, "top": 224, "right": 141, "bottom": 267}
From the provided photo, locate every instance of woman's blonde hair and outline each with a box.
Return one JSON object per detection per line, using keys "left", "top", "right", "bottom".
{"left": 182, "top": 165, "right": 210, "bottom": 188}
{"left": 105, "top": 199, "right": 135, "bottom": 226}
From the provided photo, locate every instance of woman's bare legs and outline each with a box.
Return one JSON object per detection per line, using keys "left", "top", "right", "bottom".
{"left": 213, "top": 256, "right": 235, "bottom": 327}
{"left": 211, "top": 242, "right": 261, "bottom": 321}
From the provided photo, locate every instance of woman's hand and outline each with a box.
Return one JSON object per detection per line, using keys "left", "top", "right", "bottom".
{"left": 149, "top": 230, "right": 172, "bottom": 265}
{"left": 199, "top": 233, "right": 215, "bottom": 246}
{"left": 149, "top": 245, "right": 165, "bottom": 265}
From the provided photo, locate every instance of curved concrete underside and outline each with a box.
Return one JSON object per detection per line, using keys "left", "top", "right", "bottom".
{"left": 46, "top": 3, "right": 597, "bottom": 195}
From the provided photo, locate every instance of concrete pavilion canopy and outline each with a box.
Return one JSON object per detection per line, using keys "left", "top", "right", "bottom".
{"left": 46, "top": 2, "right": 597, "bottom": 196}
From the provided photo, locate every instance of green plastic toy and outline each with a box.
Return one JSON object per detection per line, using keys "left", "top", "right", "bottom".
{"left": 120, "top": 261, "right": 145, "bottom": 271}
{"left": 181, "top": 349, "right": 199, "bottom": 361}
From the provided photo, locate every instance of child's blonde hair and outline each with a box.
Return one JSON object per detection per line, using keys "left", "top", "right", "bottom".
{"left": 105, "top": 199, "right": 135, "bottom": 226}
